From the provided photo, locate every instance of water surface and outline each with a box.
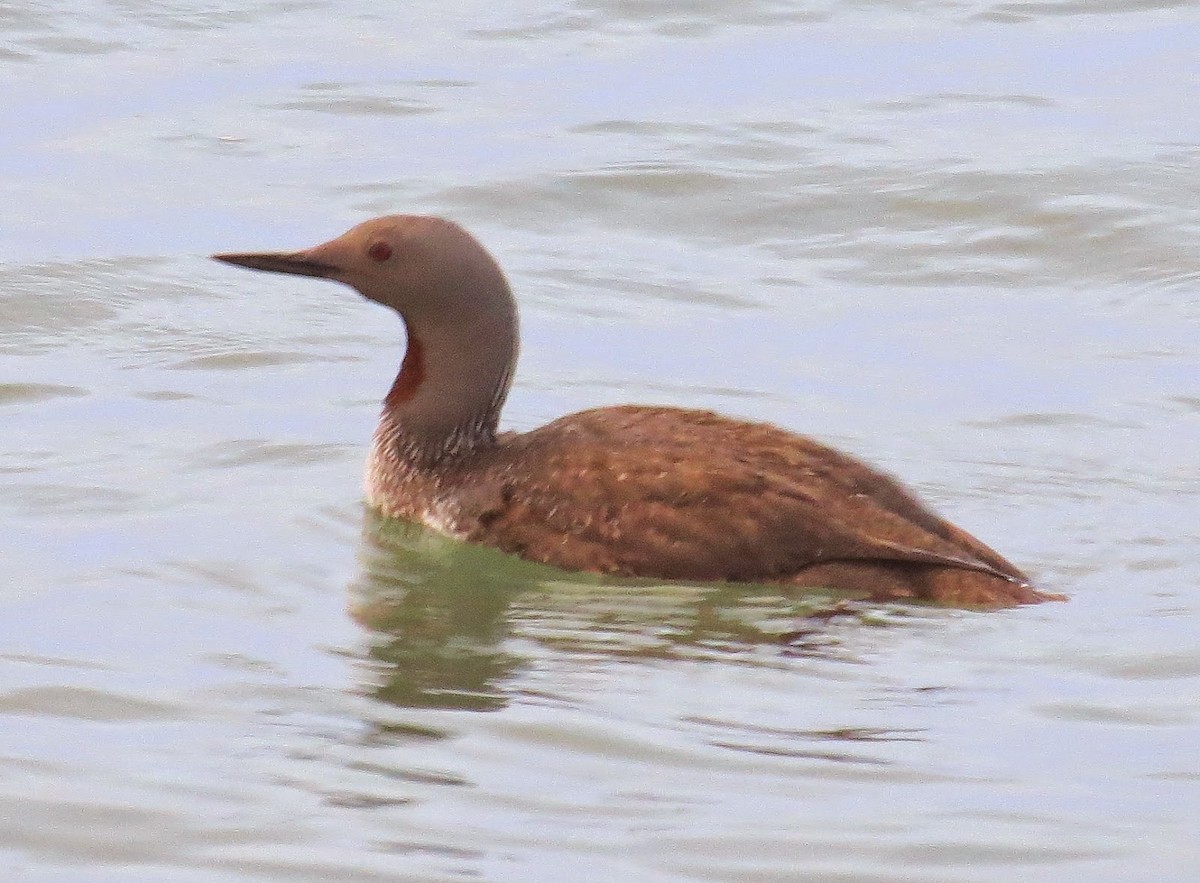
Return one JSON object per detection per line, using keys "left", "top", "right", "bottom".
{"left": 2, "top": 1, "right": 1198, "bottom": 880}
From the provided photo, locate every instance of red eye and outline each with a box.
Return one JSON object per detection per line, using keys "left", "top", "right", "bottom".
{"left": 367, "top": 241, "right": 392, "bottom": 262}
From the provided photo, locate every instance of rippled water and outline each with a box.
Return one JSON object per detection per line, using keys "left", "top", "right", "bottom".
{"left": 2, "top": 1, "right": 1198, "bottom": 880}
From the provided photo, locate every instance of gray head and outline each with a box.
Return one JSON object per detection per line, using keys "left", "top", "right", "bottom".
{"left": 214, "top": 215, "right": 519, "bottom": 465}
{"left": 214, "top": 214, "right": 513, "bottom": 325}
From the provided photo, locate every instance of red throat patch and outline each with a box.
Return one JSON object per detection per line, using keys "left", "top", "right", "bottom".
{"left": 385, "top": 334, "right": 426, "bottom": 405}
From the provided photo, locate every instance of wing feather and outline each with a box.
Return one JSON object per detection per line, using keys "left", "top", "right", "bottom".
{"left": 450, "top": 406, "right": 1026, "bottom": 586}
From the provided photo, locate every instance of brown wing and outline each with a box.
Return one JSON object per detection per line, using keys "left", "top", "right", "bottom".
{"left": 453, "top": 405, "right": 1027, "bottom": 585}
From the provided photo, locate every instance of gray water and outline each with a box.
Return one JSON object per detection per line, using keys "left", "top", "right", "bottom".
{"left": 2, "top": 2, "right": 1199, "bottom": 880}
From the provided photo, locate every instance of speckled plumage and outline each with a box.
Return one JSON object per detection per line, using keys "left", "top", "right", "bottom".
{"left": 215, "top": 215, "right": 1064, "bottom": 609}
{"left": 366, "top": 404, "right": 1053, "bottom": 606}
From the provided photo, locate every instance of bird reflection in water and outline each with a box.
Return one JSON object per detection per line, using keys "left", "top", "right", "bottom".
{"left": 348, "top": 513, "right": 915, "bottom": 714}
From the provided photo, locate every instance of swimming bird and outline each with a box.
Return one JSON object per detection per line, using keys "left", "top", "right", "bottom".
{"left": 214, "top": 215, "right": 1062, "bottom": 608}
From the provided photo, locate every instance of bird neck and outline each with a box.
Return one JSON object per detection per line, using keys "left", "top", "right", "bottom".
{"left": 373, "top": 308, "right": 518, "bottom": 470}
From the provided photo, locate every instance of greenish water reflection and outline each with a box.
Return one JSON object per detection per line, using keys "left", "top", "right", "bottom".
{"left": 349, "top": 515, "right": 891, "bottom": 713}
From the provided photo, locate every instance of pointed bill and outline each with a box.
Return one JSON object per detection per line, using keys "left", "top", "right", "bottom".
{"left": 212, "top": 250, "right": 339, "bottom": 278}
